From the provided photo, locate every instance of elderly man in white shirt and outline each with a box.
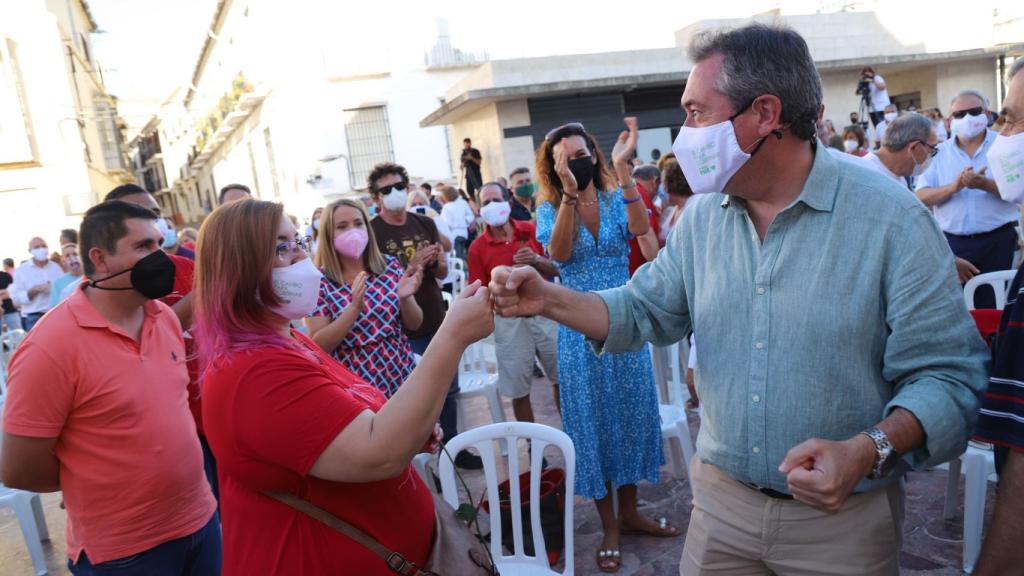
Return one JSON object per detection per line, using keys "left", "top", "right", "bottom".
{"left": 859, "top": 112, "right": 938, "bottom": 185}
{"left": 916, "top": 89, "right": 1021, "bottom": 308}
{"left": 11, "top": 237, "right": 64, "bottom": 332}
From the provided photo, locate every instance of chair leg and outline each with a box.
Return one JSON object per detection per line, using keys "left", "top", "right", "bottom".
{"left": 665, "top": 434, "right": 685, "bottom": 479}
{"left": 675, "top": 420, "right": 696, "bottom": 478}
{"left": 944, "top": 457, "right": 961, "bottom": 521}
{"left": 962, "top": 452, "right": 988, "bottom": 574}
{"left": 30, "top": 494, "right": 49, "bottom": 541}
{"left": 485, "top": 384, "right": 506, "bottom": 424}
{"left": 456, "top": 396, "right": 469, "bottom": 435}
{"left": 12, "top": 495, "right": 48, "bottom": 575}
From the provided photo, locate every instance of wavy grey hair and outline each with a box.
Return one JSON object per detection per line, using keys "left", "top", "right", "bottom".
{"left": 687, "top": 23, "right": 823, "bottom": 141}
{"left": 883, "top": 113, "right": 933, "bottom": 152}
{"left": 950, "top": 89, "right": 990, "bottom": 110}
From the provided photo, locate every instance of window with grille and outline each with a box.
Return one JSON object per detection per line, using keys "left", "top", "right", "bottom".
{"left": 95, "top": 99, "right": 125, "bottom": 171}
{"left": 344, "top": 106, "right": 394, "bottom": 189}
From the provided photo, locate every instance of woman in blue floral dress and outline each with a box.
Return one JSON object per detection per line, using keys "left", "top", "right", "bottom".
{"left": 535, "top": 120, "right": 677, "bottom": 572}
{"left": 305, "top": 199, "right": 423, "bottom": 397}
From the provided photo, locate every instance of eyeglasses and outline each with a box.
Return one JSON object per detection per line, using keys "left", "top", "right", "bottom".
{"left": 951, "top": 107, "right": 984, "bottom": 120}
{"left": 375, "top": 181, "right": 408, "bottom": 196}
{"left": 275, "top": 235, "right": 314, "bottom": 257}
{"left": 545, "top": 122, "right": 586, "bottom": 140}
{"left": 914, "top": 140, "right": 939, "bottom": 157}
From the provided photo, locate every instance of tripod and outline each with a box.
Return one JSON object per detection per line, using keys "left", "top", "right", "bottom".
{"left": 858, "top": 95, "right": 871, "bottom": 132}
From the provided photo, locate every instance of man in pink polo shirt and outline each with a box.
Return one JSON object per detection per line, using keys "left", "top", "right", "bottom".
{"left": 1, "top": 200, "right": 219, "bottom": 575}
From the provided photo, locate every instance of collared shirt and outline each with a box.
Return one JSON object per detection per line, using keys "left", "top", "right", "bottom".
{"left": 2, "top": 283, "right": 216, "bottom": 563}
{"left": 11, "top": 259, "right": 64, "bottom": 314}
{"left": 467, "top": 219, "right": 545, "bottom": 286}
{"left": 914, "top": 130, "right": 1020, "bottom": 235}
{"left": 510, "top": 198, "right": 534, "bottom": 222}
{"left": 594, "top": 147, "right": 987, "bottom": 494}
{"left": 973, "top": 264, "right": 1024, "bottom": 460}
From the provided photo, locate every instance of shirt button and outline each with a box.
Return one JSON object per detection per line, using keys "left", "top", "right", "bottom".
{"left": 755, "top": 342, "right": 765, "bottom": 350}
{"left": 752, "top": 394, "right": 761, "bottom": 403}
{"left": 752, "top": 446, "right": 761, "bottom": 454}
{"left": 757, "top": 287, "right": 766, "bottom": 295}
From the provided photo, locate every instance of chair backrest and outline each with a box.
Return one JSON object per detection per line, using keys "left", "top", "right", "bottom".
{"left": 438, "top": 422, "right": 575, "bottom": 574}
{"left": 963, "top": 270, "right": 1017, "bottom": 311}
{"left": 450, "top": 257, "right": 466, "bottom": 274}
{"left": 2, "top": 328, "right": 27, "bottom": 370}
{"left": 459, "top": 340, "right": 493, "bottom": 379}
{"left": 441, "top": 291, "right": 453, "bottom": 310}
{"left": 649, "top": 341, "right": 689, "bottom": 409}
{"left": 452, "top": 269, "right": 466, "bottom": 296}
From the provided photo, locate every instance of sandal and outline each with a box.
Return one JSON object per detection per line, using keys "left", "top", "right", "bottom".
{"left": 596, "top": 549, "right": 622, "bottom": 573}
{"left": 620, "top": 516, "right": 679, "bottom": 538}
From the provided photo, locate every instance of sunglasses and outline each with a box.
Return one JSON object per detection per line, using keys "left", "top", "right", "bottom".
{"left": 914, "top": 140, "right": 938, "bottom": 157}
{"left": 545, "top": 122, "right": 586, "bottom": 140}
{"left": 376, "top": 181, "right": 408, "bottom": 195}
{"left": 951, "top": 107, "right": 984, "bottom": 120}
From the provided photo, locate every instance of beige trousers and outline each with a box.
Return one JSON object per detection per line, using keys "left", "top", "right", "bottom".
{"left": 680, "top": 458, "right": 904, "bottom": 576}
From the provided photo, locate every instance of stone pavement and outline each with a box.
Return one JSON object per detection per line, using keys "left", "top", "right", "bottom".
{"left": 0, "top": 373, "right": 993, "bottom": 575}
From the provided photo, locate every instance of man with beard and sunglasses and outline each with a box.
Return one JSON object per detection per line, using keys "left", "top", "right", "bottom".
{"left": 1, "top": 200, "right": 220, "bottom": 575}
{"left": 916, "top": 90, "right": 1022, "bottom": 308}
{"left": 368, "top": 162, "right": 484, "bottom": 470}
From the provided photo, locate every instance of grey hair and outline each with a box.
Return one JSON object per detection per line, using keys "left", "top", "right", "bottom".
{"left": 406, "top": 190, "right": 430, "bottom": 208}
{"left": 883, "top": 113, "right": 934, "bottom": 152}
{"left": 480, "top": 181, "right": 510, "bottom": 201}
{"left": 950, "top": 89, "right": 990, "bottom": 109}
{"left": 687, "top": 23, "right": 822, "bottom": 141}
{"left": 1010, "top": 58, "right": 1024, "bottom": 81}
{"left": 632, "top": 165, "right": 661, "bottom": 182}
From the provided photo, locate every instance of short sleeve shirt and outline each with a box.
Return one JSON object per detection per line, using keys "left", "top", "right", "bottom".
{"left": 370, "top": 213, "right": 445, "bottom": 339}
{"left": 2, "top": 285, "right": 215, "bottom": 563}
{"left": 201, "top": 332, "right": 435, "bottom": 575}
{"left": 468, "top": 220, "right": 545, "bottom": 286}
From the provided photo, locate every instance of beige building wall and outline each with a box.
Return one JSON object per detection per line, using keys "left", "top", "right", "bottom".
{"left": 0, "top": 1, "right": 128, "bottom": 260}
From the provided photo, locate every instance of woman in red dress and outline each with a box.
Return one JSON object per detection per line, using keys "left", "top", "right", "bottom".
{"left": 192, "top": 199, "right": 494, "bottom": 575}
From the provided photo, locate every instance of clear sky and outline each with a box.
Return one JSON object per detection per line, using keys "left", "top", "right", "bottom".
{"left": 89, "top": 0, "right": 765, "bottom": 135}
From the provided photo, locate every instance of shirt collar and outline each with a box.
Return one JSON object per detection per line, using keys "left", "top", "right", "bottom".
{"left": 67, "top": 282, "right": 163, "bottom": 329}
{"left": 719, "top": 144, "right": 839, "bottom": 213}
{"left": 483, "top": 219, "right": 529, "bottom": 244}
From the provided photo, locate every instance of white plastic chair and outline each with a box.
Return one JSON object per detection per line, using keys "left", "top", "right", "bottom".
{"left": 438, "top": 422, "right": 575, "bottom": 576}
{"left": 455, "top": 340, "right": 506, "bottom": 433}
{"left": 963, "top": 270, "right": 1016, "bottom": 310}
{"left": 451, "top": 268, "right": 466, "bottom": 297}
{"left": 0, "top": 400, "right": 51, "bottom": 575}
{"left": 2, "top": 328, "right": 27, "bottom": 370}
{"left": 649, "top": 342, "right": 696, "bottom": 480}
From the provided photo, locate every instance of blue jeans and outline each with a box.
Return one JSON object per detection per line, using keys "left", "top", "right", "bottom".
{"left": 409, "top": 334, "right": 460, "bottom": 443}
{"left": 21, "top": 312, "right": 44, "bottom": 333}
{"left": 68, "top": 512, "right": 221, "bottom": 576}
{"left": 2, "top": 312, "right": 21, "bottom": 332}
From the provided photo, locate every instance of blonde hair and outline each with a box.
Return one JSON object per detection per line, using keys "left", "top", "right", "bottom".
{"left": 315, "top": 198, "right": 387, "bottom": 282}
{"left": 407, "top": 190, "right": 430, "bottom": 208}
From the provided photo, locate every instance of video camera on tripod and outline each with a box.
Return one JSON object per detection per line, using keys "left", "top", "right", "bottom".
{"left": 856, "top": 75, "right": 872, "bottom": 98}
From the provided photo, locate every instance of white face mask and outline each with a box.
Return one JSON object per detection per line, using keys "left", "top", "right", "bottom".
{"left": 381, "top": 190, "right": 408, "bottom": 212}
{"left": 672, "top": 112, "right": 763, "bottom": 195}
{"left": 910, "top": 144, "right": 934, "bottom": 177}
{"left": 843, "top": 139, "right": 860, "bottom": 153}
{"left": 884, "top": 112, "right": 898, "bottom": 122}
{"left": 933, "top": 121, "right": 948, "bottom": 142}
{"left": 30, "top": 247, "right": 49, "bottom": 262}
{"left": 270, "top": 258, "right": 323, "bottom": 320}
{"left": 951, "top": 112, "right": 988, "bottom": 140}
{"left": 987, "top": 131, "right": 1024, "bottom": 204}
{"left": 480, "top": 201, "right": 511, "bottom": 227}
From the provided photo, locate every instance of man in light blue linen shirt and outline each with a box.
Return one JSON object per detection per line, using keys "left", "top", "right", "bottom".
{"left": 916, "top": 90, "right": 1021, "bottom": 308}
{"left": 490, "top": 24, "right": 987, "bottom": 575}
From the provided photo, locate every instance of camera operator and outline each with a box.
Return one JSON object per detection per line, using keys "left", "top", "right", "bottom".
{"left": 858, "top": 66, "right": 891, "bottom": 127}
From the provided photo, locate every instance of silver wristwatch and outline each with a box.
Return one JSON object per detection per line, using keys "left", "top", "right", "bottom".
{"left": 859, "top": 427, "right": 900, "bottom": 480}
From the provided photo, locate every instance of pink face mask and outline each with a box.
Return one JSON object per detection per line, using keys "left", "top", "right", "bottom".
{"left": 333, "top": 227, "right": 369, "bottom": 259}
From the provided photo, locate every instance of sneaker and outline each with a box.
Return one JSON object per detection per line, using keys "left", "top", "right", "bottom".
{"left": 454, "top": 450, "right": 484, "bottom": 470}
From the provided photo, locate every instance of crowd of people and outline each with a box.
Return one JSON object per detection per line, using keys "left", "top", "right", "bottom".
{"left": 1, "top": 21, "right": 1023, "bottom": 576}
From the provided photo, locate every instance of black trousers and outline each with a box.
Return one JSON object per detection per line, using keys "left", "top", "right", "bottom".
{"left": 945, "top": 223, "right": 1019, "bottom": 308}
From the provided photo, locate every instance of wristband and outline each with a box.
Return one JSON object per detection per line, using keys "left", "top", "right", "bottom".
{"left": 622, "top": 195, "right": 642, "bottom": 205}
{"left": 621, "top": 179, "right": 637, "bottom": 189}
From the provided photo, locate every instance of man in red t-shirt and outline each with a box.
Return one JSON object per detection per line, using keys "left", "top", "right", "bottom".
{"left": 468, "top": 183, "right": 561, "bottom": 423}
{"left": 628, "top": 165, "right": 662, "bottom": 276}
{"left": 103, "top": 184, "right": 216, "bottom": 501}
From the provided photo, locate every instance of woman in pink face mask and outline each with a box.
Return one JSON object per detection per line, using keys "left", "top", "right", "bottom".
{"left": 304, "top": 199, "right": 425, "bottom": 397}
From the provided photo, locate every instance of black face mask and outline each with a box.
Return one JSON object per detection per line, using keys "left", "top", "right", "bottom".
{"left": 88, "top": 249, "right": 176, "bottom": 300}
{"left": 567, "top": 157, "right": 595, "bottom": 191}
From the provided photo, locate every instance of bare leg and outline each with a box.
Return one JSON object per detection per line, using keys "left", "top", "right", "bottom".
{"left": 595, "top": 483, "right": 621, "bottom": 571}
{"left": 619, "top": 483, "right": 680, "bottom": 537}
{"left": 511, "top": 395, "right": 535, "bottom": 423}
